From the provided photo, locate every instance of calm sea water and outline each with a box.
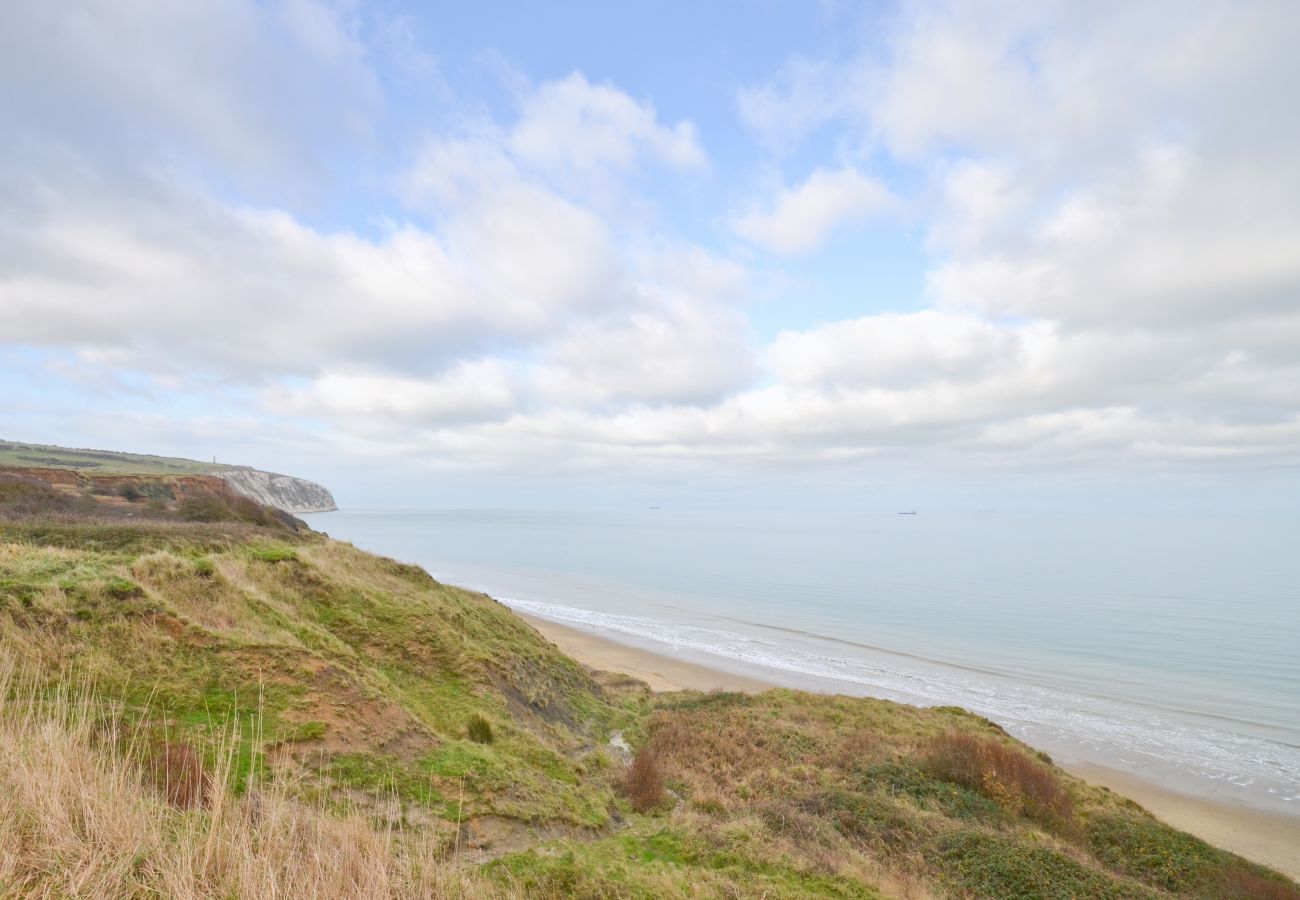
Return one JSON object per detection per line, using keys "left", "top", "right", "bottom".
{"left": 302, "top": 507, "right": 1300, "bottom": 814}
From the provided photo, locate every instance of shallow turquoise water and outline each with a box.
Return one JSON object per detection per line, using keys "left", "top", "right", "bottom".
{"left": 304, "top": 507, "right": 1300, "bottom": 813}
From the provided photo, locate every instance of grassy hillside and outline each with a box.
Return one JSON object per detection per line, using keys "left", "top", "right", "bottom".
{"left": 1, "top": 468, "right": 1296, "bottom": 899}
{"left": 0, "top": 438, "right": 227, "bottom": 475}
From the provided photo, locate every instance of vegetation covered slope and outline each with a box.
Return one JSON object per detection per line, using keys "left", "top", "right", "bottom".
{"left": 1, "top": 469, "right": 1296, "bottom": 899}
{"left": 0, "top": 439, "right": 336, "bottom": 512}
{"left": 1, "top": 438, "right": 230, "bottom": 475}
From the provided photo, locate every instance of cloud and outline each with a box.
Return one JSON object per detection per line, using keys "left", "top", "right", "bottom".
{"left": 770, "top": 311, "right": 1031, "bottom": 389}
{"left": 0, "top": 0, "right": 380, "bottom": 193}
{"left": 929, "top": 145, "right": 1300, "bottom": 330}
{"left": 535, "top": 301, "right": 756, "bottom": 408}
{"left": 266, "top": 361, "right": 515, "bottom": 425}
{"left": 733, "top": 167, "right": 894, "bottom": 255}
{"left": 0, "top": 168, "right": 619, "bottom": 377}
{"left": 735, "top": 57, "right": 848, "bottom": 154}
{"left": 510, "top": 72, "right": 706, "bottom": 174}
{"left": 0, "top": 61, "right": 728, "bottom": 383}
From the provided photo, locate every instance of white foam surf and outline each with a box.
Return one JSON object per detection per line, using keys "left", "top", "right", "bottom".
{"left": 504, "top": 596, "right": 1300, "bottom": 813}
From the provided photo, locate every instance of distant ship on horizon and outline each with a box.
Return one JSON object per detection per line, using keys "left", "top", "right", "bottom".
{"left": 898, "top": 510, "right": 918, "bottom": 515}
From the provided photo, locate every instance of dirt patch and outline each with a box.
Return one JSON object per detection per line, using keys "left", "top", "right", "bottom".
{"left": 226, "top": 646, "right": 438, "bottom": 759}
{"left": 456, "top": 815, "right": 609, "bottom": 864}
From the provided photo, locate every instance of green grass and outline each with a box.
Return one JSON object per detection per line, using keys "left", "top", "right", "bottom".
{"left": 860, "top": 761, "right": 1003, "bottom": 822}
{"left": 0, "top": 438, "right": 225, "bottom": 475}
{"left": 250, "top": 545, "right": 297, "bottom": 563}
{"left": 488, "top": 828, "right": 883, "bottom": 899}
{"left": 0, "top": 513, "right": 622, "bottom": 831}
{"left": 934, "top": 829, "right": 1159, "bottom": 899}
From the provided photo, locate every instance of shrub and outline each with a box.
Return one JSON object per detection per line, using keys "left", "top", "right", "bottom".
{"left": 922, "top": 730, "right": 1073, "bottom": 827}
{"left": 620, "top": 745, "right": 666, "bottom": 813}
{"left": 862, "top": 762, "right": 1001, "bottom": 822}
{"left": 935, "top": 829, "right": 1148, "bottom": 899}
{"left": 193, "top": 557, "right": 216, "bottom": 578}
{"left": 467, "top": 714, "right": 494, "bottom": 744}
{"left": 116, "top": 482, "right": 144, "bottom": 502}
{"left": 0, "top": 475, "right": 85, "bottom": 517}
{"left": 139, "top": 481, "right": 175, "bottom": 503}
{"left": 178, "top": 495, "right": 232, "bottom": 522}
{"left": 1085, "top": 813, "right": 1300, "bottom": 896}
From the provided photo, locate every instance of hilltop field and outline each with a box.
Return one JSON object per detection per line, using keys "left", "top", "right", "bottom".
{"left": 0, "top": 439, "right": 225, "bottom": 475}
{"left": 1, "top": 466, "right": 1296, "bottom": 899}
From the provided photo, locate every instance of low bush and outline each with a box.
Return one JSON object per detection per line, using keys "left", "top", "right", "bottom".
{"left": 178, "top": 495, "right": 232, "bottom": 523}
{"left": 862, "top": 761, "right": 1001, "bottom": 822}
{"left": 620, "top": 745, "right": 666, "bottom": 813}
{"left": 922, "top": 730, "right": 1074, "bottom": 827}
{"left": 1088, "top": 812, "right": 1300, "bottom": 897}
{"left": 935, "top": 829, "right": 1154, "bottom": 899}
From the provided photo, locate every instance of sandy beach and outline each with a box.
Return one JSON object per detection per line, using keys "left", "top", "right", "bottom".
{"left": 522, "top": 613, "right": 1300, "bottom": 880}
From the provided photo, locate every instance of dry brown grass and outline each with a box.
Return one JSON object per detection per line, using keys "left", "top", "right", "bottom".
{"left": 143, "top": 738, "right": 211, "bottom": 809}
{"left": 922, "top": 729, "right": 1074, "bottom": 827}
{"left": 0, "top": 656, "right": 511, "bottom": 899}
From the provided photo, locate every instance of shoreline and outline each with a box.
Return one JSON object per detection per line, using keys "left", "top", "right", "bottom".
{"left": 521, "top": 613, "right": 1300, "bottom": 879}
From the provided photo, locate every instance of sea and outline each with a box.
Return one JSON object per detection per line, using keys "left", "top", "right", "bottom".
{"left": 302, "top": 507, "right": 1300, "bottom": 815}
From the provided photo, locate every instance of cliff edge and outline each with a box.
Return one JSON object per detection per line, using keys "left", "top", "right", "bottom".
{"left": 215, "top": 466, "right": 336, "bottom": 514}
{"left": 1, "top": 438, "right": 337, "bottom": 515}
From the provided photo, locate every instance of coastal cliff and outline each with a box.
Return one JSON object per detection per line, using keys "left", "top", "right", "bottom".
{"left": 0, "top": 439, "right": 336, "bottom": 514}
{"left": 215, "top": 466, "right": 336, "bottom": 513}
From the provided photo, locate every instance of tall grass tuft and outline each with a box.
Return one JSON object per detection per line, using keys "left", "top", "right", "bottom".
{"left": 466, "top": 713, "right": 494, "bottom": 744}
{"left": 0, "top": 653, "right": 509, "bottom": 899}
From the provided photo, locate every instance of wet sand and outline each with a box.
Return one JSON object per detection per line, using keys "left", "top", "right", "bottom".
{"left": 521, "top": 612, "right": 1300, "bottom": 880}
{"left": 520, "top": 613, "right": 776, "bottom": 693}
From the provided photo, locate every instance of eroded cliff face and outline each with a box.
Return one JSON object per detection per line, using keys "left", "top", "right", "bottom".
{"left": 216, "top": 467, "right": 337, "bottom": 514}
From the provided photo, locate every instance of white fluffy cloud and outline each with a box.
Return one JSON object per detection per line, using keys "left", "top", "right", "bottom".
{"left": 930, "top": 146, "right": 1300, "bottom": 330}
{"left": 266, "top": 361, "right": 515, "bottom": 424}
{"left": 0, "top": 172, "right": 619, "bottom": 376}
{"left": 770, "top": 312, "right": 1032, "bottom": 389}
{"left": 510, "top": 72, "right": 706, "bottom": 174}
{"left": 733, "top": 167, "right": 894, "bottom": 255}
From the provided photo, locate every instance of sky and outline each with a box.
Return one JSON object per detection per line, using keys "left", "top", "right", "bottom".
{"left": 2, "top": 0, "right": 1299, "bottom": 510}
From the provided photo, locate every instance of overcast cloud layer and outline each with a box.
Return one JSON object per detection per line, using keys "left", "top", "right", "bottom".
{"left": 2, "top": 0, "right": 1298, "bottom": 500}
